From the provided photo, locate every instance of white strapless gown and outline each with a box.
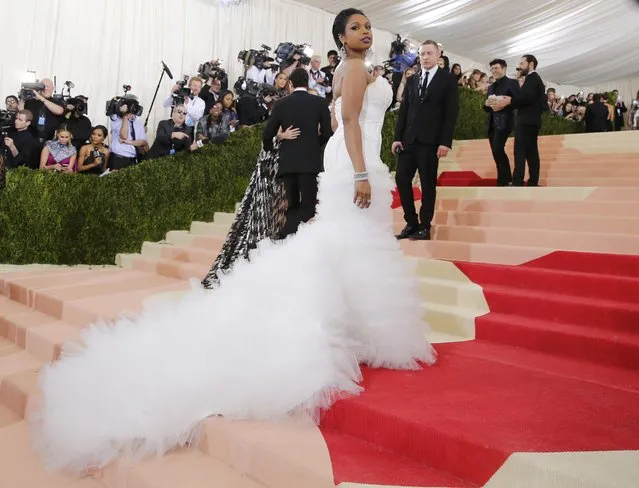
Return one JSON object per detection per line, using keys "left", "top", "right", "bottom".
{"left": 32, "top": 76, "right": 436, "bottom": 473}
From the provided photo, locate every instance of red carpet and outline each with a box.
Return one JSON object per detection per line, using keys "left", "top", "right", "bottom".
{"left": 437, "top": 171, "right": 497, "bottom": 187}
{"left": 320, "top": 250, "right": 639, "bottom": 486}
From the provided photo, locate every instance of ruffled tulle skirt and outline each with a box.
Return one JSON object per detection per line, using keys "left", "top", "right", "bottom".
{"left": 31, "top": 135, "right": 436, "bottom": 473}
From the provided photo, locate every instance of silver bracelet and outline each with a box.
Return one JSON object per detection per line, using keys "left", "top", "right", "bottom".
{"left": 354, "top": 171, "right": 368, "bottom": 181}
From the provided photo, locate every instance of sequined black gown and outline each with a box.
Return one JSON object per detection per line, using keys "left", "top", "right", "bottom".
{"left": 201, "top": 145, "right": 286, "bottom": 288}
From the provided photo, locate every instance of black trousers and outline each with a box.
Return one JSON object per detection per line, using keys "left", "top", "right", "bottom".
{"left": 109, "top": 154, "right": 138, "bottom": 170}
{"left": 395, "top": 143, "right": 439, "bottom": 230}
{"left": 489, "top": 129, "right": 512, "bottom": 186}
{"left": 513, "top": 124, "right": 540, "bottom": 186}
{"left": 280, "top": 173, "right": 318, "bottom": 237}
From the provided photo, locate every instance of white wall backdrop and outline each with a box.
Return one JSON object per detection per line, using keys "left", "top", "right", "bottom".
{"left": 0, "top": 0, "right": 401, "bottom": 135}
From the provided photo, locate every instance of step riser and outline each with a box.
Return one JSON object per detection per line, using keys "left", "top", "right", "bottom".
{"left": 321, "top": 403, "right": 504, "bottom": 486}
{"left": 477, "top": 318, "right": 639, "bottom": 370}
{"left": 459, "top": 271, "right": 639, "bottom": 304}
{"left": 481, "top": 290, "right": 639, "bottom": 334}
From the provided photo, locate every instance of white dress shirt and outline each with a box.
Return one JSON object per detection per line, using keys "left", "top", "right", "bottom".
{"left": 246, "top": 65, "right": 268, "bottom": 84}
{"left": 109, "top": 115, "right": 147, "bottom": 158}
{"left": 308, "top": 69, "right": 328, "bottom": 98}
{"left": 162, "top": 94, "right": 205, "bottom": 127}
{"left": 420, "top": 65, "right": 439, "bottom": 90}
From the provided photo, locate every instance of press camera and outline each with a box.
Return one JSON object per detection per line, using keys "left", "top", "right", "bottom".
{"left": 274, "top": 42, "right": 313, "bottom": 68}
{"left": 233, "top": 77, "right": 279, "bottom": 104}
{"left": 105, "top": 85, "right": 143, "bottom": 117}
{"left": 237, "top": 45, "right": 273, "bottom": 69}
{"left": 197, "top": 59, "right": 228, "bottom": 84}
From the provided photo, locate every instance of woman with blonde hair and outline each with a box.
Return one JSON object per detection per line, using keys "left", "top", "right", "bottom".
{"left": 39, "top": 123, "right": 76, "bottom": 172}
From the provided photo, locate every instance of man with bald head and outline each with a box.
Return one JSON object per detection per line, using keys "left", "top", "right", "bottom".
{"left": 22, "top": 77, "right": 64, "bottom": 145}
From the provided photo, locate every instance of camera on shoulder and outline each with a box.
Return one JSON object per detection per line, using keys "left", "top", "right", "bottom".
{"left": 172, "top": 76, "right": 192, "bottom": 106}
{"left": 105, "top": 86, "right": 143, "bottom": 117}
{"left": 19, "top": 82, "right": 45, "bottom": 101}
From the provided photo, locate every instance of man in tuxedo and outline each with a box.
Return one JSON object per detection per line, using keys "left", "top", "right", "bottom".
{"left": 392, "top": 40, "right": 459, "bottom": 241}
{"left": 495, "top": 54, "right": 545, "bottom": 186}
{"left": 585, "top": 94, "right": 610, "bottom": 133}
{"left": 483, "top": 59, "right": 520, "bottom": 186}
{"left": 263, "top": 68, "right": 332, "bottom": 238}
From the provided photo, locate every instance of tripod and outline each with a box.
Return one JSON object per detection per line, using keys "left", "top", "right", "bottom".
{"left": 144, "top": 61, "right": 173, "bottom": 129}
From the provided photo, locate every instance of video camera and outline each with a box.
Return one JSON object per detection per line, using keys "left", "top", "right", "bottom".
{"left": 171, "top": 75, "right": 191, "bottom": 106}
{"left": 105, "top": 85, "right": 143, "bottom": 117}
{"left": 233, "top": 77, "right": 279, "bottom": 105}
{"left": 197, "top": 59, "right": 228, "bottom": 84}
{"left": 237, "top": 45, "right": 274, "bottom": 70}
{"left": 274, "top": 42, "right": 313, "bottom": 68}
{"left": 390, "top": 34, "right": 407, "bottom": 56}
{"left": 0, "top": 110, "right": 16, "bottom": 157}
{"left": 19, "top": 82, "right": 46, "bottom": 101}
{"left": 66, "top": 96, "right": 89, "bottom": 116}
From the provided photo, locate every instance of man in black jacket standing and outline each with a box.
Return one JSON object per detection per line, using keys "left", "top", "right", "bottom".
{"left": 496, "top": 54, "right": 545, "bottom": 187}
{"left": 392, "top": 40, "right": 459, "bottom": 241}
{"left": 263, "top": 68, "right": 332, "bottom": 238}
{"left": 484, "top": 59, "right": 520, "bottom": 186}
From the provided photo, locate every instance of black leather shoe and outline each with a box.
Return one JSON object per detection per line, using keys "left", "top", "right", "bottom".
{"left": 409, "top": 228, "right": 431, "bottom": 241}
{"left": 395, "top": 225, "right": 418, "bottom": 240}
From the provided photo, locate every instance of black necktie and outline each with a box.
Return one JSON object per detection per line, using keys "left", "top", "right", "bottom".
{"left": 130, "top": 120, "right": 136, "bottom": 141}
{"left": 420, "top": 70, "right": 429, "bottom": 99}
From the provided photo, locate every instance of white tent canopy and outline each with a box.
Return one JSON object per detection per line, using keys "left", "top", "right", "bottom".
{"left": 2, "top": 0, "right": 638, "bottom": 132}
{"left": 299, "top": 0, "right": 639, "bottom": 96}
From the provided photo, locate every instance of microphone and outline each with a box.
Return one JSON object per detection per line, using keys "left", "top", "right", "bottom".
{"left": 162, "top": 61, "right": 174, "bottom": 80}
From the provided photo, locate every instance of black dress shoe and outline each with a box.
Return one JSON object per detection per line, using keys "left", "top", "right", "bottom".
{"left": 395, "top": 225, "right": 418, "bottom": 240}
{"left": 409, "top": 228, "right": 431, "bottom": 241}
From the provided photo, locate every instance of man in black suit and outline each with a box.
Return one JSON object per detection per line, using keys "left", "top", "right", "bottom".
{"left": 496, "top": 54, "right": 545, "bottom": 187}
{"left": 146, "top": 104, "right": 192, "bottom": 159}
{"left": 585, "top": 94, "right": 610, "bottom": 133}
{"left": 483, "top": 59, "right": 520, "bottom": 186}
{"left": 263, "top": 68, "right": 332, "bottom": 238}
{"left": 392, "top": 40, "right": 459, "bottom": 240}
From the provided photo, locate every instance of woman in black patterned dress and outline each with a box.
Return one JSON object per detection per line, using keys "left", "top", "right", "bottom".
{"left": 201, "top": 125, "right": 299, "bottom": 288}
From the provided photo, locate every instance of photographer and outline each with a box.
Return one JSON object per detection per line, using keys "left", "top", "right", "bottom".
{"left": 200, "top": 78, "right": 222, "bottom": 115}
{"left": 3, "top": 110, "right": 38, "bottom": 169}
{"left": 63, "top": 96, "right": 92, "bottom": 152}
{"left": 147, "top": 104, "right": 192, "bottom": 159}
{"left": 77, "top": 126, "right": 110, "bottom": 175}
{"left": 5, "top": 96, "right": 19, "bottom": 113}
{"left": 22, "top": 78, "right": 64, "bottom": 143}
{"left": 191, "top": 102, "right": 230, "bottom": 151}
{"left": 162, "top": 76, "right": 205, "bottom": 127}
{"left": 246, "top": 57, "right": 276, "bottom": 84}
{"left": 308, "top": 55, "right": 329, "bottom": 99}
{"left": 109, "top": 98, "right": 148, "bottom": 170}
{"left": 321, "top": 50, "right": 339, "bottom": 103}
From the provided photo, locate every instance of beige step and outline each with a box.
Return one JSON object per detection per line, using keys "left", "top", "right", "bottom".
{"left": 421, "top": 302, "right": 477, "bottom": 340}
{"left": 190, "top": 221, "right": 232, "bottom": 236}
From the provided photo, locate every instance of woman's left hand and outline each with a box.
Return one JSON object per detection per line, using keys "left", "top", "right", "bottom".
{"left": 353, "top": 180, "right": 371, "bottom": 209}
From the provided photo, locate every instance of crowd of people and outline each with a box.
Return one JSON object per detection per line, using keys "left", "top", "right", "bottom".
{"left": 2, "top": 43, "right": 637, "bottom": 181}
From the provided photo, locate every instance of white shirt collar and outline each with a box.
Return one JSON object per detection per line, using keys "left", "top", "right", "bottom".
{"left": 422, "top": 65, "right": 438, "bottom": 78}
{"left": 294, "top": 87, "right": 307, "bottom": 92}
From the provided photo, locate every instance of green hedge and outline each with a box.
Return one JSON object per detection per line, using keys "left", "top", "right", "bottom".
{"left": 0, "top": 88, "right": 583, "bottom": 265}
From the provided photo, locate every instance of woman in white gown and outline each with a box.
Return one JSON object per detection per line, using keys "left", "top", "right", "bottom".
{"left": 31, "top": 8, "right": 436, "bottom": 474}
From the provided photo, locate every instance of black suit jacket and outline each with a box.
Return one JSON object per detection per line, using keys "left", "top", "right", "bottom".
{"left": 585, "top": 102, "right": 610, "bottom": 133}
{"left": 147, "top": 120, "right": 192, "bottom": 159}
{"left": 263, "top": 90, "right": 332, "bottom": 175}
{"left": 510, "top": 71, "right": 545, "bottom": 127}
{"left": 483, "top": 76, "right": 520, "bottom": 135}
{"left": 394, "top": 68, "right": 459, "bottom": 148}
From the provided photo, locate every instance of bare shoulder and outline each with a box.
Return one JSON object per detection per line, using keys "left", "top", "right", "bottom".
{"left": 333, "top": 60, "right": 373, "bottom": 99}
